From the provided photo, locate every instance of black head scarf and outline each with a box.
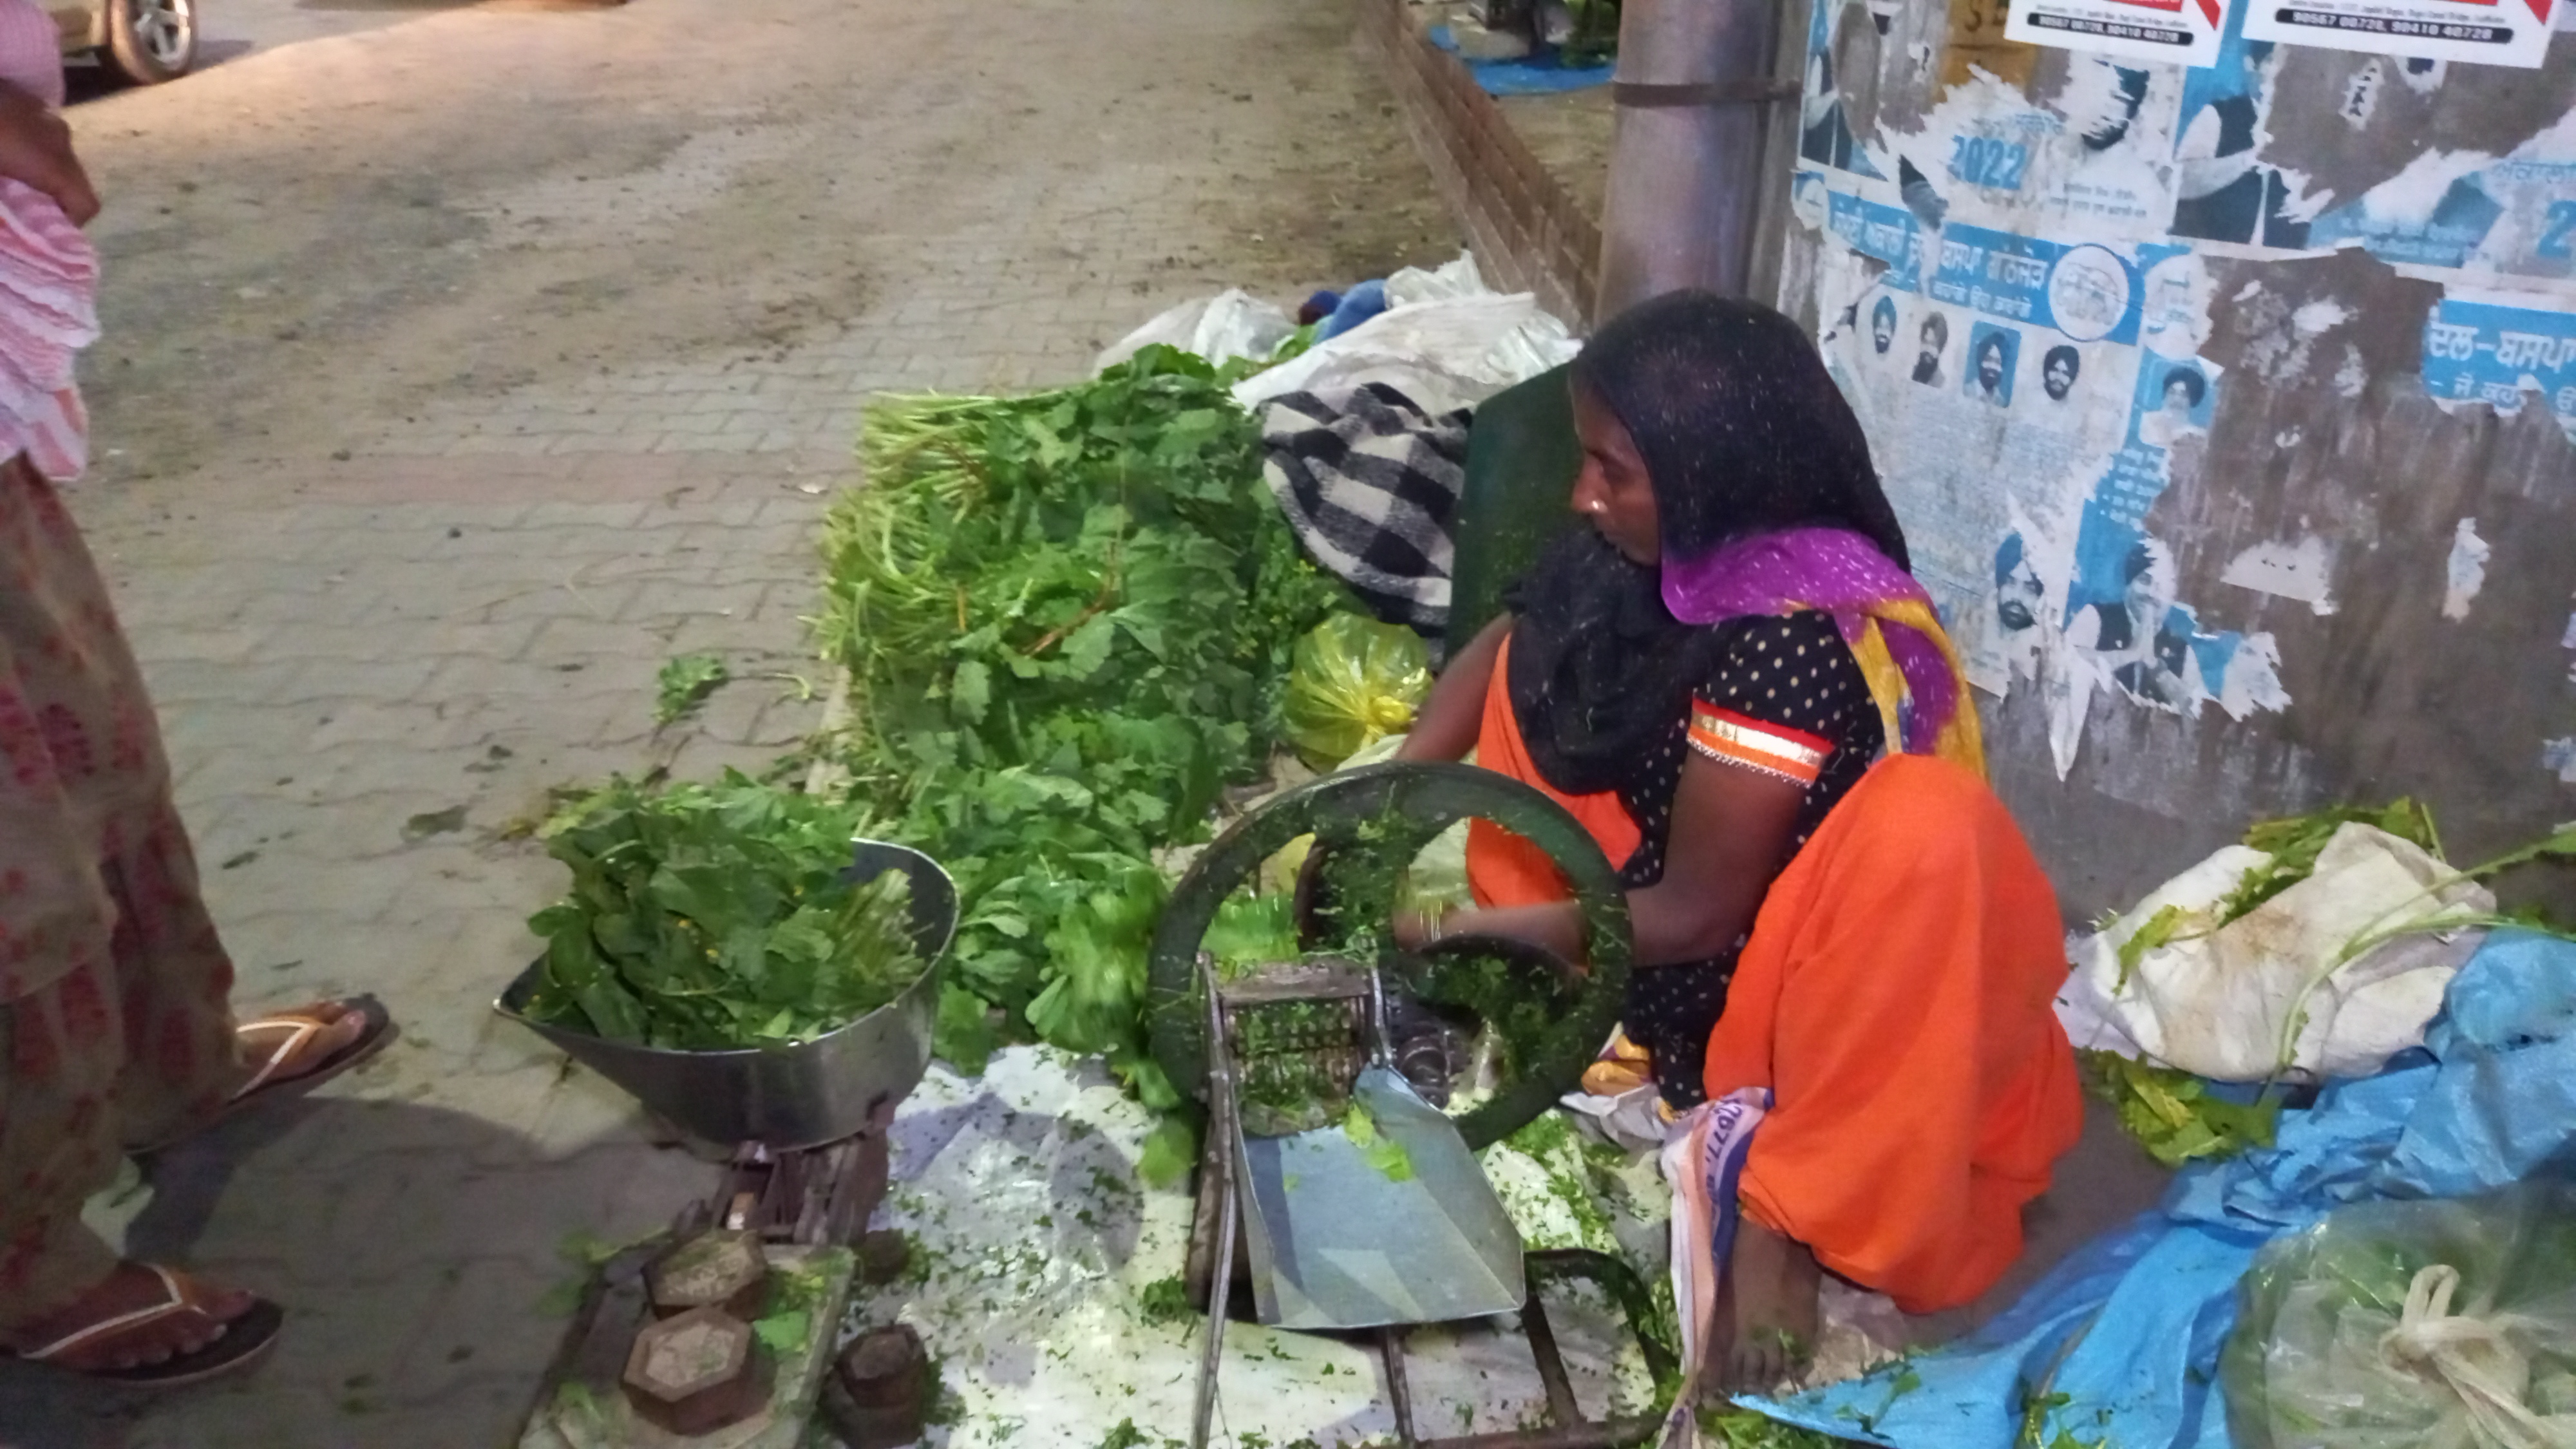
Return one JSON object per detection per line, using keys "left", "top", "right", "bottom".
{"left": 1506, "top": 290, "right": 1908, "bottom": 797}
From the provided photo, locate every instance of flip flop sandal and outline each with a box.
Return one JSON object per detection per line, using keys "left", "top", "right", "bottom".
{"left": 140, "top": 996, "right": 397, "bottom": 1153}
{"left": 10, "top": 1264, "right": 283, "bottom": 1388}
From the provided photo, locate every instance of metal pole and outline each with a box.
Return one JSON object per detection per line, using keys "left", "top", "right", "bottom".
{"left": 1593, "top": 0, "right": 1789, "bottom": 323}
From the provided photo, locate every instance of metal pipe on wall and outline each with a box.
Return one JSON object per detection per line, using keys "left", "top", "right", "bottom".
{"left": 1592, "top": 0, "right": 1789, "bottom": 323}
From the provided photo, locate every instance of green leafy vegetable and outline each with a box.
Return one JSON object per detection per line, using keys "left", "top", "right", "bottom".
{"left": 521, "top": 772, "right": 926, "bottom": 1049}
{"left": 1696, "top": 1405, "right": 1852, "bottom": 1447}
{"left": 2115, "top": 903, "right": 2188, "bottom": 992}
{"left": 812, "top": 345, "right": 1345, "bottom": 1087}
{"left": 1341, "top": 1103, "right": 1416, "bottom": 1182}
{"left": 1135, "top": 1275, "right": 1194, "bottom": 1326}
{"left": 2080, "top": 1049, "right": 2280, "bottom": 1168}
{"left": 1136, "top": 1114, "right": 1200, "bottom": 1189}
{"left": 2218, "top": 799, "right": 2441, "bottom": 926}
{"left": 654, "top": 652, "right": 730, "bottom": 727}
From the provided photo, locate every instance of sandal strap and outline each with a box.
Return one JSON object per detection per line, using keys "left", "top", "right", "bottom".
{"left": 231, "top": 1015, "right": 328, "bottom": 1103}
{"left": 17, "top": 1264, "right": 205, "bottom": 1363}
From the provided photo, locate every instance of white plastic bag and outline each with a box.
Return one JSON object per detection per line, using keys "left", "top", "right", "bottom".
{"left": 1232, "top": 252, "right": 1579, "bottom": 417}
{"left": 2223, "top": 1182, "right": 2576, "bottom": 1449}
{"left": 2058, "top": 823, "right": 2492, "bottom": 1081}
{"left": 1094, "top": 287, "right": 1295, "bottom": 373}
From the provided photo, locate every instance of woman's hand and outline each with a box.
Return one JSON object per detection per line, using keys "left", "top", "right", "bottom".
{"left": 0, "top": 85, "right": 97, "bottom": 225}
{"left": 1397, "top": 900, "right": 1584, "bottom": 962}
{"left": 1391, "top": 905, "right": 1442, "bottom": 952}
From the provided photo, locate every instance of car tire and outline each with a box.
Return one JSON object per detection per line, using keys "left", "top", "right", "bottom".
{"left": 100, "top": 0, "right": 196, "bottom": 84}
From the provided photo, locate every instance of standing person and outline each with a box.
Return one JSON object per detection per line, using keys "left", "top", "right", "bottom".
{"left": 0, "top": 34, "right": 392, "bottom": 1387}
{"left": 1393, "top": 290, "right": 2079, "bottom": 1388}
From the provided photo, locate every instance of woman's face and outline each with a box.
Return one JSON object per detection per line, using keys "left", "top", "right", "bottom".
{"left": 1569, "top": 382, "right": 1660, "bottom": 565}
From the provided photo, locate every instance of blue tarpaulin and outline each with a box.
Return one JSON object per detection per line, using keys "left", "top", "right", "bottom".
{"left": 1738, "top": 929, "right": 2576, "bottom": 1448}
{"left": 1425, "top": 26, "right": 1613, "bottom": 97}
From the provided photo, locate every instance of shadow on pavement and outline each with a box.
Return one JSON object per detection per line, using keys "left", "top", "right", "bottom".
{"left": 0, "top": 1091, "right": 710, "bottom": 1449}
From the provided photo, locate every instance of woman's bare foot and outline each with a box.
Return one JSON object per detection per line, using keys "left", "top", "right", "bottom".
{"left": 1719, "top": 1217, "right": 1821, "bottom": 1392}
{"left": 2, "top": 1262, "right": 255, "bottom": 1372}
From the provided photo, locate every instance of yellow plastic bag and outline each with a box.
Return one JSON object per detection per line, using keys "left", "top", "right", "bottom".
{"left": 1280, "top": 614, "right": 1432, "bottom": 770}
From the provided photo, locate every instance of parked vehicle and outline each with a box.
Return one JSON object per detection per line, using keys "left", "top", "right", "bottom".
{"left": 54, "top": 0, "right": 194, "bottom": 85}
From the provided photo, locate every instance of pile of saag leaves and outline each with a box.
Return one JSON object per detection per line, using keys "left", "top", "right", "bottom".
{"left": 523, "top": 772, "right": 925, "bottom": 1049}
{"left": 812, "top": 345, "right": 1346, "bottom": 1117}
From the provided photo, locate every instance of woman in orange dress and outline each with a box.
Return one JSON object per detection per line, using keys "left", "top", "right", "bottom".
{"left": 1392, "top": 291, "right": 2081, "bottom": 1387}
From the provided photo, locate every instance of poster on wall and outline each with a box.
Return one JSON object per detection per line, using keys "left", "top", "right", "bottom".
{"left": 2005, "top": 0, "right": 2231, "bottom": 66}
{"left": 2244, "top": 0, "right": 2561, "bottom": 68}
{"left": 2421, "top": 291, "right": 2576, "bottom": 440}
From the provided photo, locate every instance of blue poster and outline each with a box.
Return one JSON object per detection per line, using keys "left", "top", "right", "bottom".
{"left": 2421, "top": 297, "right": 2576, "bottom": 435}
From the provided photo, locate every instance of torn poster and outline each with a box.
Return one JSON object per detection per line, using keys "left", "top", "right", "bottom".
{"left": 2006, "top": 0, "right": 2231, "bottom": 66}
{"left": 2308, "top": 113, "right": 2576, "bottom": 289}
{"left": 2244, "top": 0, "right": 2561, "bottom": 68}
{"left": 2547, "top": 737, "right": 2576, "bottom": 783}
{"left": 2420, "top": 291, "right": 2576, "bottom": 440}
{"left": 2443, "top": 517, "right": 2490, "bottom": 620}
{"left": 1790, "top": 6, "right": 2295, "bottom": 784}
{"left": 2170, "top": 13, "right": 2328, "bottom": 251}
{"left": 2222, "top": 536, "right": 2338, "bottom": 613}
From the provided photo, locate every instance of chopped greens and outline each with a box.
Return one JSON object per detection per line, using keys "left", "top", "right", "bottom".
{"left": 522, "top": 772, "right": 925, "bottom": 1048}
{"left": 1342, "top": 1103, "right": 1416, "bottom": 1183}
{"left": 1135, "top": 1275, "right": 1193, "bottom": 1326}
{"left": 1696, "top": 1406, "right": 1853, "bottom": 1447}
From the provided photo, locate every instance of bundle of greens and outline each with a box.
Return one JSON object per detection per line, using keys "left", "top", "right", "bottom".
{"left": 2221, "top": 1182, "right": 2576, "bottom": 1449}
{"left": 522, "top": 772, "right": 925, "bottom": 1049}
{"left": 813, "top": 345, "right": 1345, "bottom": 1103}
{"left": 2096, "top": 800, "right": 2575, "bottom": 1166}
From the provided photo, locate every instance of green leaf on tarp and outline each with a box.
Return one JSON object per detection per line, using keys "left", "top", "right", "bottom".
{"left": 2080, "top": 1049, "right": 2279, "bottom": 1168}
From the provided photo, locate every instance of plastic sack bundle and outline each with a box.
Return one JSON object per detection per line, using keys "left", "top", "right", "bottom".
{"left": 1280, "top": 614, "right": 1431, "bottom": 770}
{"left": 2223, "top": 1180, "right": 2576, "bottom": 1449}
{"left": 1094, "top": 288, "right": 1296, "bottom": 374}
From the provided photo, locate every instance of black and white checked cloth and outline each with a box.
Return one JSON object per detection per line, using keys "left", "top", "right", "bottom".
{"left": 1258, "top": 383, "right": 1470, "bottom": 645}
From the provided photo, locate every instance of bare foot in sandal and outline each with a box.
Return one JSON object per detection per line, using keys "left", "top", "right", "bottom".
{"left": 142, "top": 998, "right": 395, "bottom": 1154}
{"left": 236, "top": 1001, "right": 369, "bottom": 1087}
{"left": 3, "top": 1262, "right": 263, "bottom": 1376}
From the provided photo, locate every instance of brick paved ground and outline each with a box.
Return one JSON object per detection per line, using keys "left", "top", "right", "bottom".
{"left": 0, "top": 0, "right": 1454, "bottom": 1443}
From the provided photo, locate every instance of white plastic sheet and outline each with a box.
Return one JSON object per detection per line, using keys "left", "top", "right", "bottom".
{"left": 1232, "top": 254, "right": 1579, "bottom": 418}
{"left": 854, "top": 1048, "right": 1660, "bottom": 1447}
{"left": 2058, "top": 823, "right": 2492, "bottom": 1081}
{"left": 1095, "top": 289, "right": 1297, "bottom": 374}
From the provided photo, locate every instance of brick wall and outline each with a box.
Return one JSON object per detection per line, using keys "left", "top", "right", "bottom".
{"left": 1359, "top": 0, "right": 1600, "bottom": 328}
